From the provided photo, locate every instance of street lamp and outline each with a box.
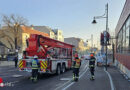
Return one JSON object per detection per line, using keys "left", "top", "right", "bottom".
{"left": 92, "top": 17, "right": 97, "bottom": 24}
{"left": 92, "top": 3, "right": 108, "bottom": 71}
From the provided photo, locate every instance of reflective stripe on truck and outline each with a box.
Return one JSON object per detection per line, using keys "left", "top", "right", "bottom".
{"left": 18, "top": 60, "right": 26, "bottom": 70}
{"left": 40, "top": 60, "right": 48, "bottom": 72}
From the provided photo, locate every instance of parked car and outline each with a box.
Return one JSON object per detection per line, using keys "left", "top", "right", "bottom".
{"left": 96, "top": 52, "right": 112, "bottom": 66}
{"left": 96, "top": 53, "right": 103, "bottom": 66}
{"left": 7, "top": 53, "right": 16, "bottom": 61}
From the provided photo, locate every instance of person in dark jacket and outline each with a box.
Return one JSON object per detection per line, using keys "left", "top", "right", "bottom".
{"left": 14, "top": 55, "right": 18, "bottom": 68}
{"left": 89, "top": 53, "right": 96, "bottom": 80}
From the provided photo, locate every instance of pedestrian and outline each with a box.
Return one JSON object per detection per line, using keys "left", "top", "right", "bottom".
{"left": 14, "top": 55, "right": 18, "bottom": 68}
{"left": 89, "top": 53, "right": 96, "bottom": 80}
{"left": 31, "top": 55, "right": 39, "bottom": 82}
{"left": 72, "top": 56, "right": 81, "bottom": 82}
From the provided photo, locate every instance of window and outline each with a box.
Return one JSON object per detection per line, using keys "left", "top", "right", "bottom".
{"left": 126, "top": 16, "right": 130, "bottom": 53}
{"left": 122, "top": 25, "right": 126, "bottom": 53}
{"left": 116, "top": 35, "right": 120, "bottom": 53}
{"left": 119, "top": 29, "right": 123, "bottom": 53}
{"left": 126, "top": 27, "right": 129, "bottom": 53}
{"left": 116, "top": 15, "right": 130, "bottom": 54}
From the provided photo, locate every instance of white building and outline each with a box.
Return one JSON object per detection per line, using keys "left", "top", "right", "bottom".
{"left": 53, "top": 29, "right": 64, "bottom": 42}
{"left": 32, "top": 26, "right": 64, "bottom": 42}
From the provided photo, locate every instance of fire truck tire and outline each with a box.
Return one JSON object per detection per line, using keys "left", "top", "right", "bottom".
{"left": 56, "top": 65, "right": 61, "bottom": 75}
{"left": 62, "top": 64, "right": 66, "bottom": 73}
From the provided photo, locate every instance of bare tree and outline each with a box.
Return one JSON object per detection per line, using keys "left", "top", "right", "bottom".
{"left": 1, "top": 14, "right": 27, "bottom": 51}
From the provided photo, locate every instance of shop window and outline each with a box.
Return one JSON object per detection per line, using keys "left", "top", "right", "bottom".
{"left": 122, "top": 25, "right": 126, "bottom": 53}
{"left": 126, "top": 26, "right": 129, "bottom": 53}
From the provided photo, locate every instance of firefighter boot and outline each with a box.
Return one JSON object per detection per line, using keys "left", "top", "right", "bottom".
{"left": 30, "top": 77, "right": 33, "bottom": 80}
{"left": 72, "top": 74, "right": 76, "bottom": 82}
{"left": 92, "top": 76, "right": 95, "bottom": 80}
{"left": 90, "top": 75, "right": 95, "bottom": 80}
{"left": 33, "top": 76, "right": 38, "bottom": 83}
{"left": 75, "top": 76, "right": 79, "bottom": 82}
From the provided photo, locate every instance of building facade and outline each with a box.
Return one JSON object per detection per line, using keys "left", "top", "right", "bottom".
{"left": 32, "top": 26, "right": 64, "bottom": 42}
{"left": 115, "top": 0, "right": 130, "bottom": 78}
{"left": 0, "top": 26, "right": 49, "bottom": 56}
{"left": 53, "top": 29, "right": 64, "bottom": 42}
{"left": 64, "top": 37, "right": 86, "bottom": 51}
{"left": 21, "top": 26, "right": 49, "bottom": 51}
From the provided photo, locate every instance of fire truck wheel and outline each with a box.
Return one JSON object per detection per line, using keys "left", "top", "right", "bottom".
{"left": 62, "top": 64, "right": 66, "bottom": 73}
{"left": 56, "top": 65, "right": 61, "bottom": 75}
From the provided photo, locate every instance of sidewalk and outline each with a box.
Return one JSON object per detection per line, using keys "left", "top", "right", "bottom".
{"left": 0, "top": 61, "right": 14, "bottom": 66}
{"left": 107, "top": 66, "right": 130, "bottom": 90}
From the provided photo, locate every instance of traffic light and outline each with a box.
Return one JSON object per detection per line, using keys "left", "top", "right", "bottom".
{"left": 100, "top": 33, "right": 104, "bottom": 45}
{"left": 106, "top": 32, "right": 110, "bottom": 44}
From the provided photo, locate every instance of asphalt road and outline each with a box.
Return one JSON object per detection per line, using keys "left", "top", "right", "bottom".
{"left": 0, "top": 60, "right": 88, "bottom": 90}
{"left": 0, "top": 60, "right": 130, "bottom": 90}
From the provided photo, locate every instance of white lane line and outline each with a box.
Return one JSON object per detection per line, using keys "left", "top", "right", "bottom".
{"left": 104, "top": 68, "right": 115, "bottom": 90}
{"left": 60, "top": 78, "right": 72, "bottom": 81}
{"left": 62, "top": 67, "right": 89, "bottom": 90}
{"left": 12, "top": 75, "right": 23, "bottom": 78}
{"left": 55, "top": 61, "right": 88, "bottom": 90}
{"left": 62, "top": 82, "right": 75, "bottom": 90}
{"left": 54, "top": 80, "right": 71, "bottom": 90}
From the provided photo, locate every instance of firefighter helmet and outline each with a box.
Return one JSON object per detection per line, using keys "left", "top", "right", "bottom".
{"left": 90, "top": 54, "right": 94, "bottom": 57}
{"left": 34, "top": 55, "right": 38, "bottom": 59}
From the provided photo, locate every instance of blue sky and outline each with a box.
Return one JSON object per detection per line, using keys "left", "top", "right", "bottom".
{"left": 0, "top": 0, "right": 126, "bottom": 44}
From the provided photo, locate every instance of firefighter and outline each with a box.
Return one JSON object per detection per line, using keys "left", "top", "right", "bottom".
{"left": 72, "top": 56, "right": 81, "bottom": 82}
{"left": 89, "top": 53, "right": 96, "bottom": 80}
{"left": 74, "top": 51, "right": 78, "bottom": 60}
{"left": 31, "top": 55, "right": 39, "bottom": 82}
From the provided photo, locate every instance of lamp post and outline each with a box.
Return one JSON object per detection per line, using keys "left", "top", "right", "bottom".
{"left": 92, "top": 3, "right": 108, "bottom": 71}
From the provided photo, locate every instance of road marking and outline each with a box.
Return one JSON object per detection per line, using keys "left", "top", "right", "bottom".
{"left": 12, "top": 75, "right": 23, "bottom": 77}
{"left": 54, "top": 79, "right": 71, "bottom": 90}
{"left": 60, "top": 78, "right": 72, "bottom": 81}
{"left": 62, "top": 66, "right": 89, "bottom": 90}
{"left": 62, "top": 82, "right": 75, "bottom": 90}
{"left": 104, "top": 68, "right": 115, "bottom": 90}
{"left": 55, "top": 61, "right": 88, "bottom": 90}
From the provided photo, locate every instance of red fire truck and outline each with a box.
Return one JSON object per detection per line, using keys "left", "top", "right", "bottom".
{"left": 18, "top": 34, "right": 74, "bottom": 75}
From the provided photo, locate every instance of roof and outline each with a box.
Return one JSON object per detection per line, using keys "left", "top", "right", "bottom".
{"left": 32, "top": 26, "right": 52, "bottom": 34}
{"left": 21, "top": 26, "right": 49, "bottom": 37}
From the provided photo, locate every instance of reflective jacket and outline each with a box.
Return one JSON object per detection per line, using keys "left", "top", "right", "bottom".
{"left": 73, "top": 59, "right": 81, "bottom": 68}
{"left": 32, "top": 59, "right": 39, "bottom": 69}
{"left": 89, "top": 57, "right": 96, "bottom": 68}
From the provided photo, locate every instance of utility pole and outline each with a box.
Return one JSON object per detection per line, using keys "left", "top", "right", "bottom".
{"left": 105, "top": 3, "right": 108, "bottom": 71}
{"left": 92, "top": 3, "right": 109, "bottom": 70}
